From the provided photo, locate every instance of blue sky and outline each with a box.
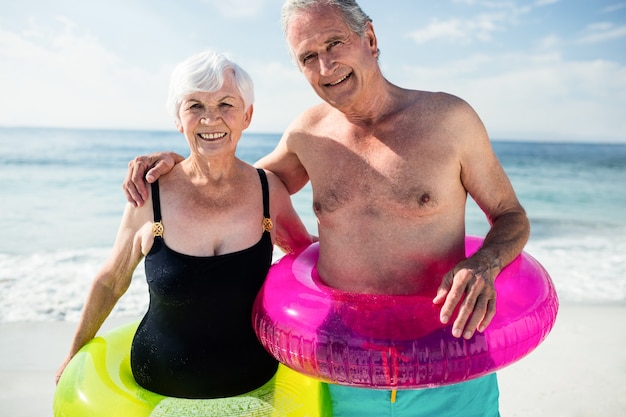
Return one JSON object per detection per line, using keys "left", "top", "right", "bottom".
{"left": 1, "top": 0, "right": 624, "bottom": 143}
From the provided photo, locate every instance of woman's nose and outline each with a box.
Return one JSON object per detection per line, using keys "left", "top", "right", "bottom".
{"left": 200, "top": 109, "right": 218, "bottom": 124}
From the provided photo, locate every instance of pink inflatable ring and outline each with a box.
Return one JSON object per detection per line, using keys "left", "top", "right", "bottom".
{"left": 253, "top": 236, "right": 558, "bottom": 389}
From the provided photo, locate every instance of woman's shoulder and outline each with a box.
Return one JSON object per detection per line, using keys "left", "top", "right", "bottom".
{"left": 258, "top": 168, "right": 288, "bottom": 194}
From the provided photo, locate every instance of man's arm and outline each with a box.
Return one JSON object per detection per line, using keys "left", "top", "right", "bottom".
{"left": 123, "top": 152, "right": 184, "bottom": 207}
{"left": 434, "top": 210, "right": 529, "bottom": 339}
{"left": 255, "top": 128, "right": 310, "bottom": 195}
{"left": 434, "top": 98, "right": 530, "bottom": 339}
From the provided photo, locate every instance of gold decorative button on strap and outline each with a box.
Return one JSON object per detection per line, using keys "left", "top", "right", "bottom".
{"left": 262, "top": 218, "right": 273, "bottom": 232}
{"left": 152, "top": 221, "right": 164, "bottom": 237}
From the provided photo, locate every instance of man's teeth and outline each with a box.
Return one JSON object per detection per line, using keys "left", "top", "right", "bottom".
{"left": 199, "top": 133, "right": 226, "bottom": 139}
{"left": 330, "top": 74, "right": 350, "bottom": 86}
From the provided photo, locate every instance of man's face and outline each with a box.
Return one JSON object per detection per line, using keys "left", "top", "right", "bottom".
{"left": 286, "top": 5, "right": 378, "bottom": 110}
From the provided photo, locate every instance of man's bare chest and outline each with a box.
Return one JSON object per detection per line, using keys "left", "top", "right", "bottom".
{"left": 308, "top": 150, "right": 451, "bottom": 217}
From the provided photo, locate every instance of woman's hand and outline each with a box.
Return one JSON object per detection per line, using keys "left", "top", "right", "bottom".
{"left": 55, "top": 355, "right": 72, "bottom": 385}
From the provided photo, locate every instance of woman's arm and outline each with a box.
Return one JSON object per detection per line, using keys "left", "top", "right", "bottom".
{"left": 265, "top": 170, "right": 316, "bottom": 254}
{"left": 56, "top": 201, "right": 155, "bottom": 383}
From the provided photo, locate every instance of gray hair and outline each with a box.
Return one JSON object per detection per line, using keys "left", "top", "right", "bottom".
{"left": 281, "top": 0, "right": 372, "bottom": 41}
{"left": 166, "top": 50, "right": 254, "bottom": 126}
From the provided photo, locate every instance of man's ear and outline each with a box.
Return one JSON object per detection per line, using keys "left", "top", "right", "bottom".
{"left": 365, "top": 21, "right": 379, "bottom": 58}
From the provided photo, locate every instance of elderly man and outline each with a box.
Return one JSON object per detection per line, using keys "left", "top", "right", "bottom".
{"left": 124, "top": 1, "right": 528, "bottom": 415}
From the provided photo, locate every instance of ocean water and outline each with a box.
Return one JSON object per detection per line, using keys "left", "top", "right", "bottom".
{"left": 0, "top": 128, "right": 625, "bottom": 322}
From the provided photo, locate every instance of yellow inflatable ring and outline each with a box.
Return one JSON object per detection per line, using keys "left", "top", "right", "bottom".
{"left": 54, "top": 322, "right": 331, "bottom": 417}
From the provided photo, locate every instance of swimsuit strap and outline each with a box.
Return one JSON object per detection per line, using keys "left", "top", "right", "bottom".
{"left": 150, "top": 181, "right": 164, "bottom": 237}
{"left": 256, "top": 169, "right": 273, "bottom": 233}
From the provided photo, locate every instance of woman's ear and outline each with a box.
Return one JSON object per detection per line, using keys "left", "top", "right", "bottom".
{"left": 243, "top": 104, "right": 254, "bottom": 129}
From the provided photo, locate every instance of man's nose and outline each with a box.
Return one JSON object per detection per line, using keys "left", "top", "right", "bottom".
{"left": 319, "top": 54, "right": 336, "bottom": 76}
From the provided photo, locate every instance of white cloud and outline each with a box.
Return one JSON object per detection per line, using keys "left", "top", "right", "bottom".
{"left": 536, "top": 34, "right": 562, "bottom": 50}
{"left": 395, "top": 52, "right": 626, "bottom": 142}
{"left": 407, "top": 18, "right": 467, "bottom": 44}
{"left": 534, "top": 0, "right": 559, "bottom": 6}
{"left": 578, "top": 22, "right": 626, "bottom": 44}
{"left": 0, "top": 17, "right": 171, "bottom": 130}
{"left": 601, "top": 3, "right": 626, "bottom": 14}
{"left": 201, "top": 0, "right": 268, "bottom": 18}
{"left": 406, "top": 0, "right": 546, "bottom": 46}
{"left": 407, "top": 13, "right": 506, "bottom": 44}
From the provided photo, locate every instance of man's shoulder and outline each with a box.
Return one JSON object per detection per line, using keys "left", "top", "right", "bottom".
{"left": 299, "top": 102, "right": 335, "bottom": 124}
{"left": 407, "top": 89, "right": 468, "bottom": 109}
{"left": 285, "top": 102, "right": 335, "bottom": 135}
{"left": 395, "top": 90, "right": 487, "bottom": 150}
{"left": 405, "top": 90, "right": 479, "bottom": 125}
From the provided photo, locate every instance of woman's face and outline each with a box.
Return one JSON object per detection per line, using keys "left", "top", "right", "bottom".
{"left": 177, "top": 70, "right": 253, "bottom": 158}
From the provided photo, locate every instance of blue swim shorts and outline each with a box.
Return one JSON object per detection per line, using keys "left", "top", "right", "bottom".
{"left": 326, "top": 373, "right": 500, "bottom": 417}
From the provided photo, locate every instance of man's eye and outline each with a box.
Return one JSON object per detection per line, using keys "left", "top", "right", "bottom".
{"left": 303, "top": 54, "right": 316, "bottom": 64}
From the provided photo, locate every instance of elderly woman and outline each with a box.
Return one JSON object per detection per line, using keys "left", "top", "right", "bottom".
{"left": 56, "top": 51, "right": 313, "bottom": 399}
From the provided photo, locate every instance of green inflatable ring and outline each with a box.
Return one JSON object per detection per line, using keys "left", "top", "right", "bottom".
{"left": 54, "top": 322, "right": 332, "bottom": 416}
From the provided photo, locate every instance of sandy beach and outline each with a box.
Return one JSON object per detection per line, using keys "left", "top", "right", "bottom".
{"left": 1, "top": 304, "right": 625, "bottom": 417}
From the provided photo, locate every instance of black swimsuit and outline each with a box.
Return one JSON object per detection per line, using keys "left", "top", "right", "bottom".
{"left": 130, "top": 169, "right": 277, "bottom": 399}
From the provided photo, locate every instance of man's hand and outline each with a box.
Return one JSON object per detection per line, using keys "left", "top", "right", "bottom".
{"left": 433, "top": 256, "right": 498, "bottom": 339}
{"left": 122, "top": 152, "right": 184, "bottom": 207}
